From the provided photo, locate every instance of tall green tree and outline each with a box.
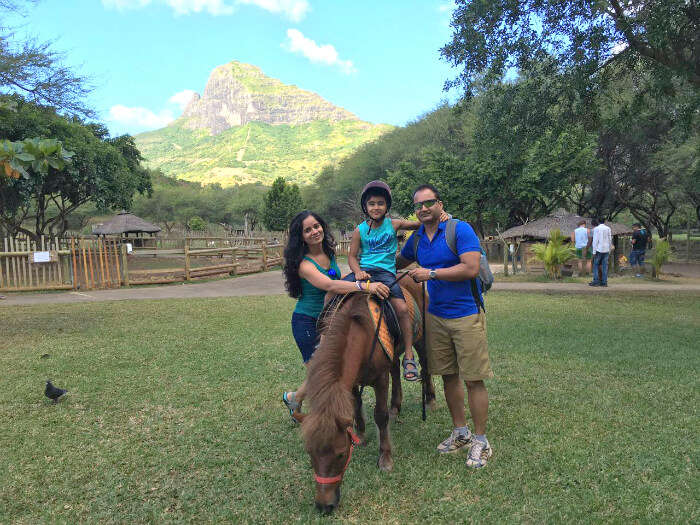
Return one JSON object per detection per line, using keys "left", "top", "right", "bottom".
{"left": 441, "top": 0, "right": 700, "bottom": 96}
{"left": 0, "top": 98, "right": 151, "bottom": 239}
{"left": 262, "top": 177, "right": 303, "bottom": 231}
{"left": 0, "top": 1, "right": 94, "bottom": 117}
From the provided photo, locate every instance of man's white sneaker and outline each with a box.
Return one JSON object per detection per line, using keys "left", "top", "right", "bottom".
{"left": 437, "top": 429, "right": 472, "bottom": 454}
{"left": 466, "top": 437, "right": 493, "bottom": 468}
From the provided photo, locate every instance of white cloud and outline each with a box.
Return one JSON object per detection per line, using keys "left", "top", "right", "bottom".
{"left": 168, "top": 89, "right": 197, "bottom": 110}
{"left": 237, "top": 0, "right": 309, "bottom": 21}
{"left": 438, "top": 2, "right": 452, "bottom": 13}
{"left": 284, "top": 29, "right": 356, "bottom": 75}
{"left": 166, "top": 0, "right": 234, "bottom": 15}
{"left": 101, "top": 0, "right": 151, "bottom": 9}
{"left": 103, "top": 0, "right": 309, "bottom": 17}
{"left": 108, "top": 105, "right": 175, "bottom": 129}
{"left": 102, "top": 0, "right": 235, "bottom": 16}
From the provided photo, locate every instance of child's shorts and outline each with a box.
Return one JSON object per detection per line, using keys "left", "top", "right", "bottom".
{"left": 343, "top": 268, "right": 405, "bottom": 300}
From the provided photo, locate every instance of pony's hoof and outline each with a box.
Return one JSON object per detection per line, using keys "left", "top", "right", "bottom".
{"left": 377, "top": 455, "right": 393, "bottom": 472}
{"left": 389, "top": 407, "right": 400, "bottom": 420}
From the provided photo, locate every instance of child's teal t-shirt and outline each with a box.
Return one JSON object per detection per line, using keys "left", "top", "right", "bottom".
{"left": 358, "top": 219, "right": 398, "bottom": 274}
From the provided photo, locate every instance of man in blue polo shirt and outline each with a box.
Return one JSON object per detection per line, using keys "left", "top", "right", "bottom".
{"left": 398, "top": 184, "right": 494, "bottom": 469}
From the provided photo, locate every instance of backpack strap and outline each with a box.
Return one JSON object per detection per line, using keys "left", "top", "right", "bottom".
{"left": 447, "top": 218, "right": 485, "bottom": 313}
{"left": 445, "top": 219, "right": 458, "bottom": 256}
{"left": 412, "top": 229, "right": 421, "bottom": 261}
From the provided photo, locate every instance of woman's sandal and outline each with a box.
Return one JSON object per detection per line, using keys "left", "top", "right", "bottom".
{"left": 402, "top": 357, "right": 420, "bottom": 382}
{"left": 282, "top": 391, "right": 300, "bottom": 423}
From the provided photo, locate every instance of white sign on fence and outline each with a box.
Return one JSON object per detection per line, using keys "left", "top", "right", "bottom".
{"left": 32, "top": 251, "right": 51, "bottom": 263}
{"left": 126, "top": 243, "right": 133, "bottom": 254}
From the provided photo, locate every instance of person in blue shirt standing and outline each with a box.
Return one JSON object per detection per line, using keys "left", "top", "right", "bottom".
{"left": 398, "top": 184, "right": 494, "bottom": 469}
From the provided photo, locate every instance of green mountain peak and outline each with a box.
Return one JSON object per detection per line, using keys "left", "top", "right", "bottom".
{"left": 135, "top": 61, "right": 392, "bottom": 187}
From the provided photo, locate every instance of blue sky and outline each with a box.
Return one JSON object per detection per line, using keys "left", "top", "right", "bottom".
{"left": 10, "top": 0, "right": 461, "bottom": 136}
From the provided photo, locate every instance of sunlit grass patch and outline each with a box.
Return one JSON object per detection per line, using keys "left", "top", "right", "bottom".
{"left": 1, "top": 293, "right": 698, "bottom": 522}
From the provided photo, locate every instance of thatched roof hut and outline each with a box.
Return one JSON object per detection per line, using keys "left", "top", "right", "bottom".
{"left": 499, "top": 209, "right": 632, "bottom": 240}
{"left": 92, "top": 211, "right": 161, "bottom": 236}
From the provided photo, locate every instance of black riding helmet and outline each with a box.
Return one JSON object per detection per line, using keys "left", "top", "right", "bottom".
{"left": 360, "top": 180, "right": 392, "bottom": 215}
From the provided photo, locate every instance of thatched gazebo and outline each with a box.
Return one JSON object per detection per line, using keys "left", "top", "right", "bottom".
{"left": 92, "top": 211, "right": 161, "bottom": 247}
{"left": 499, "top": 209, "right": 632, "bottom": 241}
{"left": 498, "top": 209, "right": 633, "bottom": 274}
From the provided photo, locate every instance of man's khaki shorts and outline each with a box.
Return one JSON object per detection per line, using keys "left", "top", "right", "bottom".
{"left": 427, "top": 312, "right": 494, "bottom": 381}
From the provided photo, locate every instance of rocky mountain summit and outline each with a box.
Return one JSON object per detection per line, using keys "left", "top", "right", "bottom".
{"left": 180, "top": 61, "right": 357, "bottom": 134}
{"left": 135, "top": 61, "right": 391, "bottom": 186}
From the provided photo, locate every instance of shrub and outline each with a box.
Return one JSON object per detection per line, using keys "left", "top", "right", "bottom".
{"left": 187, "top": 215, "right": 207, "bottom": 231}
{"left": 531, "top": 229, "right": 576, "bottom": 279}
{"left": 650, "top": 239, "right": 671, "bottom": 278}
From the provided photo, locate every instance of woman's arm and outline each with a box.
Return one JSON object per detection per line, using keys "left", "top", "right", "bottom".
{"left": 299, "top": 260, "right": 389, "bottom": 298}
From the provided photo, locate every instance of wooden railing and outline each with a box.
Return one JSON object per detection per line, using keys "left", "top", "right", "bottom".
{"left": 1, "top": 236, "right": 284, "bottom": 292}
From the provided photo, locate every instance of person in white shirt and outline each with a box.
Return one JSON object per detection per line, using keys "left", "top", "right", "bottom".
{"left": 570, "top": 220, "right": 591, "bottom": 276}
{"left": 590, "top": 218, "right": 613, "bottom": 287}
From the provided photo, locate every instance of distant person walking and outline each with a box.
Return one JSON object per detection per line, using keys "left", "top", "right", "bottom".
{"left": 590, "top": 218, "right": 613, "bottom": 287}
{"left": 629, "top": 223, "right": 649, "bottom": 277}
{"left": 571, "top": 220, "right": 591, "bottom": 276}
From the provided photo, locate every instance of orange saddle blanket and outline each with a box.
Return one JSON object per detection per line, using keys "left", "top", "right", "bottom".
{"left": 366, "top": 285, "right": 423, "bottom": 362}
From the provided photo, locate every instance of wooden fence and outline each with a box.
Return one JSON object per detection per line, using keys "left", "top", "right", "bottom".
{"left": 0, "top": 236, "right": 73, "bottom": 291}
{"left": 0, "top": 235, "right": 283, "bottom": 292}
{"left": 126, "top": 242, "right": 283, "bottom": 285}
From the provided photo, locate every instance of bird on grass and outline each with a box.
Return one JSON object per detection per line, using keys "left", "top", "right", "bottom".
{"left": 45, "top": 380, "right": 67, "bottom": 403}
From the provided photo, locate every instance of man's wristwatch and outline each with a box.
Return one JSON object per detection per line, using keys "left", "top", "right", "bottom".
{"left": 428, "top": 269, "right": 437, "bottom": 280}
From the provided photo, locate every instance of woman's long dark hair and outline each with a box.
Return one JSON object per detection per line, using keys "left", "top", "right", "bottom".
{"left": 284, "top": 211, "right": 336, "bottom": 298}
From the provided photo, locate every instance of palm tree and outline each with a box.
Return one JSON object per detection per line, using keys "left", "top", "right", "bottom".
{"left": 531, "top": 229, "right": 576, "bottom": 279}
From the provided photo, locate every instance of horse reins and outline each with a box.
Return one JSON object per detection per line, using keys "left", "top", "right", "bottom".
{"left": 313, "top": 426, "right": 361, "bottom": 485}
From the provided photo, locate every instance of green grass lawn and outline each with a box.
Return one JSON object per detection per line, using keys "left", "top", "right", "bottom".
{"left": 1, "top": 293, "right": 698, "bottom": 523}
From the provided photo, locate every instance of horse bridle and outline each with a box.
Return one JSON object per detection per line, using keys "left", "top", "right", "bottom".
{"left": 313, "top": 426, "right": 361, "bottom": 485}
{"left": 312, "top": 272, "right": 418, "bottom": 485}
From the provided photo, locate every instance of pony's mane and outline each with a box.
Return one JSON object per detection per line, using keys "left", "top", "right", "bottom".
{"left": 302, "top": 293, "right": 372, "bottom": 450}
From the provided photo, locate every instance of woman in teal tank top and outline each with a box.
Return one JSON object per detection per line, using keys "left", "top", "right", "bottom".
{"left": 280, "top": 211, "right": 390, "bottom": 422}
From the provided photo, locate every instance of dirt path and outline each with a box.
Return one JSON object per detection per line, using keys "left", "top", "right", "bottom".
{"left": 2, "top": 266, "right": 700, "bottom": 306}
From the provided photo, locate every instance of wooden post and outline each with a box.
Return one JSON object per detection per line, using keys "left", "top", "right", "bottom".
{"left": 3, "top": 237, "right": 10, "bottom": 288}
{"left": 121, "top": 243, "right": 130, "bottom": 287}
{"left": 97, "top": 238, "right": 106, "bottom": 288}
{"left": 262, "top": 244, "right": 268, "bottom": 271}
{"left": 81, "top": 240, "right": 89, "bottom": 289}
{"left": 523, "top": 242, "right": 529, "bottom": 272}
{"left": 687, "top": 215, "right": 691, "bottom": 263}
{"left": 55, "top": 237, "right": 63, "bottom": 285}
{"left": 611, "top": 237, "right": 618, "bottom": 274}
{"left": 40, "top": 235, "right": 46, "bottom": 287}
{"left": 87, "top": 241, "right": 95, "bottom": 289}
{"left": 502, "top": 241, "right": 509, "bottom": 277}
{"left": 184, "top": 239, "right": 191, "bottom": 281}
{"left": 231, "top": 247, "right": 238, "bottom": 276}
{"left": 71, "top": 237, "right": 78, "bottom": 289}
{"left": 112, "top": 239, "right": 121, "bottom": 286}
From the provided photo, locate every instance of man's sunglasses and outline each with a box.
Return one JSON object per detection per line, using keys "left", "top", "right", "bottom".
{"left": 413, "top": 199, "right": 439, "bottom": 211}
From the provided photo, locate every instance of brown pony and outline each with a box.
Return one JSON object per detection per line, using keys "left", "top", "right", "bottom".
{"left": 296, "top": 278, "right": 436, "bottom": 514}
